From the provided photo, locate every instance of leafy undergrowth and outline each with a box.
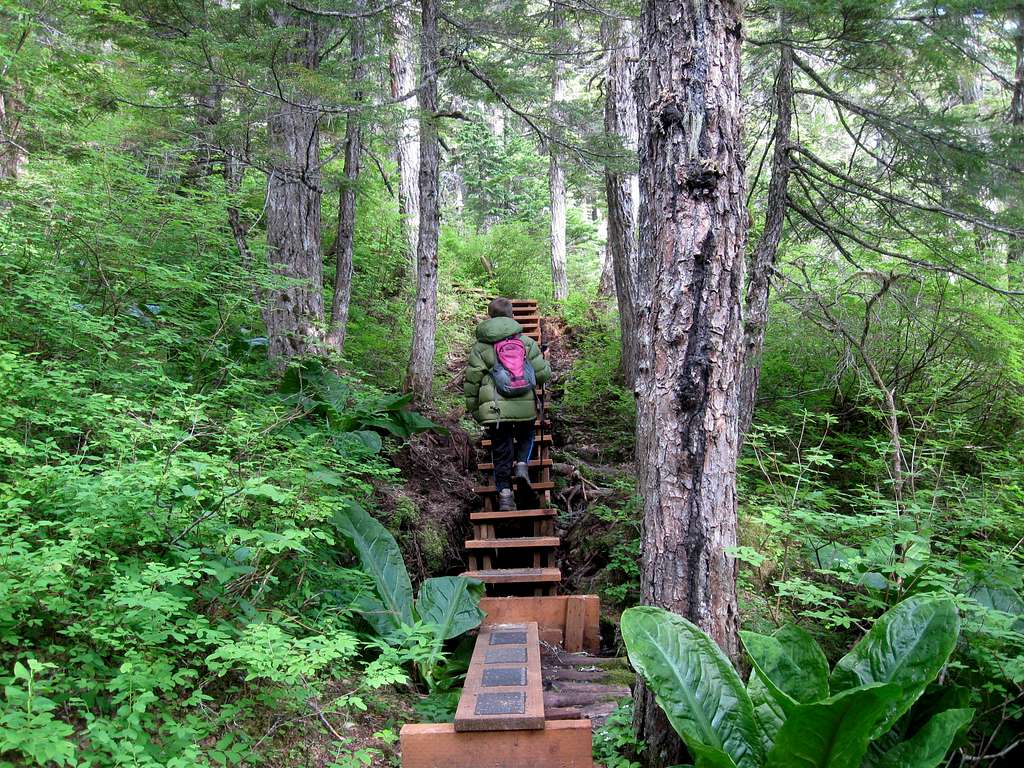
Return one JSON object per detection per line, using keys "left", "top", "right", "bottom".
{"left": 548, "top": 297, "right": 1024, "bottom": 764}
{"left": 0, "top": 192, "right": 477, "bottom": 766}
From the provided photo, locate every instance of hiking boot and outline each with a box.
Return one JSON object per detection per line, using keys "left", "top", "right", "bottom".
{"left": 498, "top": 488, "right": 516, "bottom": 512}
{"left": 513, "top": 461, "right": 531, "bottom": 485}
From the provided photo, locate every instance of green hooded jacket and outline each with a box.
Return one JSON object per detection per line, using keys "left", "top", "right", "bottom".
{"left": 464, "top": 316, "right": 551, "bottom": 424}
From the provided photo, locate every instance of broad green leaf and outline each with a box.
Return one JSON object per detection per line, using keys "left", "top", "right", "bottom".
{"left": 242, "top": 483, "right": 289, "bottom": 503}
{"left": 741, "top": 624, "right": 828, "bottom": 711}
{"left": 355, "top": 593, "right": 402, "bottom": 638}
{"left": 740, "top": 633, "right": 798, "bottom": 715}
{"left": 344, "top": 430, "right": 383, "bottom": 454}
{"left": 332, "top": 501, "right": 413, "bottom": 635}
{"left": 379, "top": 392, "right": 415, "bottom": 412}
{"left": 772, "top": 625, "right": 829, "bottom": 700}
{"left": 969, "top": 583, "right": 1024, "bottom": 632}
{"left": 874, "top": 708, "right": 973, "bottom": 768}
{"left": 748, "top": 670, "right": 786, "bottom": 754}
{"left": 765, "top": 683, "right": 899, "bottom": 768}
{"left": 690, "top": 744, "right": 739, "bottom": 768}
{"left": 392, "top": 408, "right": 447, "bottom": 437}
{"left": 415, "top": 576, "right": 486, "bottom": 641}
{"left": 830, "top": 596, "right": 959, "bottom": 736}
{"left": 621, "top": 607, "right": 763, "bottom": 768}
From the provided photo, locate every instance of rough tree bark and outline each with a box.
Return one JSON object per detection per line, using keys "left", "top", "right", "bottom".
{"left": 225, "top": 136, "right": 254, "bottom": 272}
{"left": 602, "top": 15, "right": 641, "bottom": 386}
{"left": 182, "top": 80, "right": 224, "bottom": 186}
{"left": 1008, "top": 4, "right": 1023, "bottom": 284}
{"left": 597, "top": 246, "right": 616, "bottom": 296}
{"left": 1011, "top": 3, "right": 1023, "bottom": 126}
{"left": 263, "top": 10, "right": 325, "bottom": 361}
{"left": 406, "top": 0, "right": 440, "bottom": 401}
{"left": 548, "top": 2, "right": 569, "bottom": 301}
{"left": 391, "top": 1, "right": 421, "bottom": 277}
{"left": 0, "top": 85, "right": 26, "bottom": 181}
{"left": 737, "top": 29, "right": 793, "bottom": 440}
{"left": 327, "top": 13, "right": 366, "bottom": 354}
{"left": 632, "top": 1, "right": 748, "bottom": 766}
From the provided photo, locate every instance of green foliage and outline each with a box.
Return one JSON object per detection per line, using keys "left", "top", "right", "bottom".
{"left": 443, "top": 220, "right": 554, "bottom": 305}
{"left": 0, "top": 661, "right": 76, "bottom": 767}
{"left": 621, "top": 607, "right": 764, "bottom": 768}
{"left": 0, "top": 143, "right": 440, "bottom": 765}
{"left": 589, "top": 499, "right": 642, "bottom": 608}
{"left": 557, "top": 298, "right": 635, "bottom": 455}
{"left": 738, "top": 403, "right": 1024, "bottom": 749}
{"left": 592, "top": 701, "right": 644, "bottom": 768}
{"left": 621, "top": 597, "right": 972, "bottom": 768}
{"left": 282, "top": 359, "right": 445, "bottom": 454}
{"left": 331, "top": 502, "right": 485, "bottom": 689}
{"left": 829, "top": 598, "right": 960, "bottom": 737}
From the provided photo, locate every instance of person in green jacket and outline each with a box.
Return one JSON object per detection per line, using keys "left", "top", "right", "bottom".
{"left": 464, "top": 297, "right": 552, "bottom": 511}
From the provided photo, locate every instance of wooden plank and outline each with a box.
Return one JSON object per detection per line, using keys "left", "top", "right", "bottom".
{"left": 481, "top": 435, "right": 552, "bottom": 447}
{"left": 564, "top": 596, "right": 586, "bottom": 653}
{"left": 477, "top": 458, "right": 553, "bottom": 471}
{"left": 544, "top": 702, "right": 619, "bottom": 726}
{"left": 480, "top": 596, "right": 601, "bottom": 655}
{"left": 543, "top": 688, "right": 631, "bottom": 708}
{"left": 400, "top": 720, "right": 592, "bottom": 768}
{"left": 462, "top": 568, "right": 561, "bottom": 584}
{"left": 454, "top": 622, "right": 544, "bottom": 732}
{"left": 470, "top": 508, "right": 556, "bottom": 521}
{"left": 473, "top": 481, "right": 555, "bottom": 495}
{"left": 465, "top": 536, "right": 560, "bottom": 549}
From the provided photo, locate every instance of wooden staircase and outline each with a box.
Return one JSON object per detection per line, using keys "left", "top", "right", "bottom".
{"left": 461, "top": 299, "right": 561, "bottom": 596}
{"left": 400, "top": 298, "right": 603, "bottom": 768}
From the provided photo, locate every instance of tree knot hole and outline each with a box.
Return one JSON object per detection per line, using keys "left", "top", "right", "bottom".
{"left": 675, "top": 158, "right": 723, "bottom": 195}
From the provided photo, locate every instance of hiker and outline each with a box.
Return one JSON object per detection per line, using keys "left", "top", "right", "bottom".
{"left": 464, "top": 298, "right": 552, "bottom": 512}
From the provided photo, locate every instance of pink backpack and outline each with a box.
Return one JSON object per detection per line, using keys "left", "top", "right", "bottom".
{"left": 492, "top": 335, "right": 536, "bottom": 397}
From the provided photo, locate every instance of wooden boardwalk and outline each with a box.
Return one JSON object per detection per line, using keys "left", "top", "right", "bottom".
{"left": 400, "top": 299, "right": 624, "bottom": 768}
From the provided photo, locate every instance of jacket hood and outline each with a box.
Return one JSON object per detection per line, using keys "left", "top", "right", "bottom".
{"left": 475, "top": 316, "right": 523, "bottom": 343}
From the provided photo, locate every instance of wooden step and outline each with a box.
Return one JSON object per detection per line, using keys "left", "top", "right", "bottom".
{"left": 461, "top": 568, "right": 562, "bottom": 584}
{"left": 465, "top": 536, "right": 560, "bottom": 549}
{"left": 480, "top": 435, "right": 552, "bottom": 448}
{"left": 473, "top": 481, "right": 555, "bottom": 495}
{"left": 470, "top": 508, "right": 557, "bottom": 521}
{"left": 477, "top": 458, "right": 553, "bottom": 471}
{"left": 455, "top": 622, "right": 545, "bottom": 732}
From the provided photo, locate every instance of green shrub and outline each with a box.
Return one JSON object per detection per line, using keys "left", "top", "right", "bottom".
{"left": 622, "top": 597, "right": 972, "bottom": 768}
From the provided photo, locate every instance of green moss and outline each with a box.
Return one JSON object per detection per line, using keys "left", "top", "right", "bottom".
{"left": 390, "top": 494, "right": 417, "bottom": 529}
{"left": 418, "top": 522, "right": 447, "bottom": 573}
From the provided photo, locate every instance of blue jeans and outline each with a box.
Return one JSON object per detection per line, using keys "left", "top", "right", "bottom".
{"left": 488, "top": 422, "right": 536, "bottom": 491}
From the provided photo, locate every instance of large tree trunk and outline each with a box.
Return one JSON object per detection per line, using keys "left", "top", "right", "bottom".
{"left": 548, "top": 2, "right": 569, "bottom": 301}
{"left": 182, "top": 80, "right": 224, "bottom": 186}
{"left": 632, "top": 1, "right": 748, "bottom": 766}
{"left": 737, "top": 30, "right": 793, "bottom": 440}
{"left": 1011, "top": 3, "right": 1023, "bottom": 126}
{"left": 225, "top": 136, "right": 254, "bottom": 272}
{"left": 263, "top": 11, "right": 325, "bottom": 361}
{"left": 0, "top": 85, "right": 26, "bottom": 182}
{"left": 391, "top": 1, "right": 421, "bottom": 278}
{"left": 597, "top": 245, "right": 616, "bottom": 296}
{"left": 1008, "top": 4, "right": 1023, "bottom": 285}
{"left": 406, "top": 0, "right": 440, "bottom": 401}
{"left": 602, "top": 16, "right": 641, "bottom": 386}
{"left": 327, "top": 14, "right": 366, "bottom": 354}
